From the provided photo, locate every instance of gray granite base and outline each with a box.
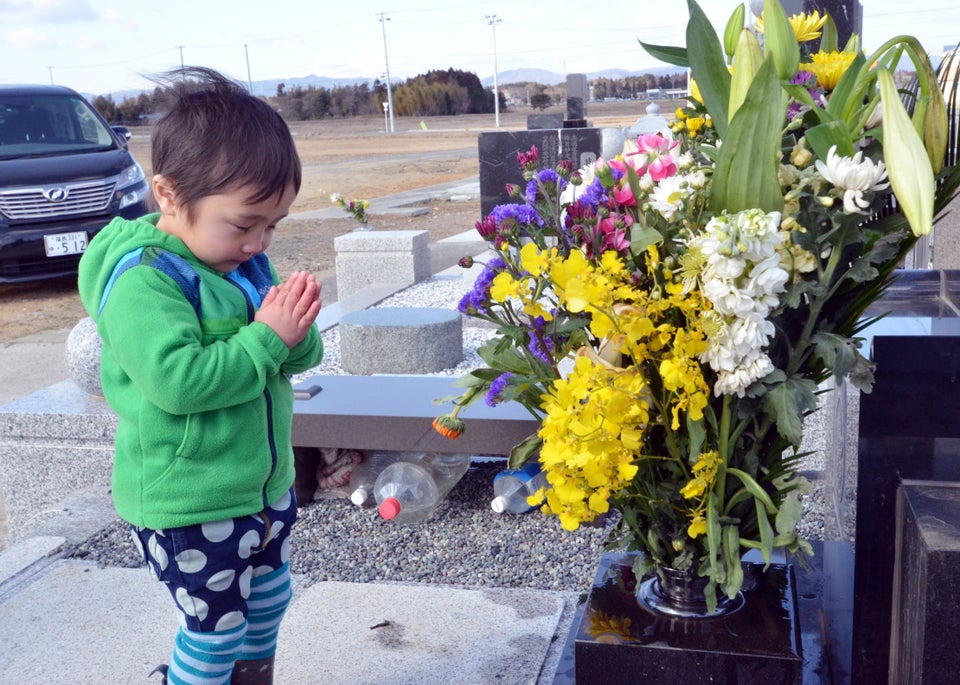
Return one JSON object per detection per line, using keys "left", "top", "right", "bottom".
{"left": 0, "top": 381, "right": 116, "bottom": 548}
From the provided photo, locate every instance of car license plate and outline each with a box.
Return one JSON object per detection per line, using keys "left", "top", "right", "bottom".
{"left": 44, "top": 231, "right": 89, "bottom": 257}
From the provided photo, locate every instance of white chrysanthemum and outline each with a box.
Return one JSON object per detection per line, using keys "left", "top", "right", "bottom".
{"left": 678, "top": 151, "right": 695, "bottom": 170}
{"left": 814, "top": 145, "right": 889, "bottom": 214}
{"left": 649, "top": 174, "right": 686, "bottom": 220}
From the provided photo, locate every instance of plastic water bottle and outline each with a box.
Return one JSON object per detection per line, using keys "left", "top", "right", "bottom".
{"left": 348, "top": 451, "right": 409, "bottom": 506}
{"left": 375, "top": 453, "right": 472, "bottom": 523}
{"left": 490, "top": 461, "right": 548, "bottom": 514}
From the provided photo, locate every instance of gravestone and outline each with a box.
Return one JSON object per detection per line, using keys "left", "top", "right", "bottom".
{"left": 848, "top": 270, "right": 960, "bottom": 684}
{"left": 890, "top": 481, "right": 960, "bottom": 683}
{"left": 565, "top": 73, "right": 588, "bottom": 128}
{"left": 527, "top": 113, "right": 564, "bottom": 130}
{"left": 625, "top": 102, "right": 671, "bottom": 138}
{"left": 478, "top": 128, "right": 603, "bottom": 216}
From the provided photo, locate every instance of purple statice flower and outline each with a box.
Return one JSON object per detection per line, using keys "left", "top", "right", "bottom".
{"left": 458, "top": 257, "right": 506, "bottom": 315}
{"left": 485, "top": 372, "right": 513, "bottom": 407}
{"left": 527, "top": 316, "right": 556, "bottom": 364}
{"left": 525, "top": 169, "right": 568, "bottom": 204}
{"left": 490, "top": 202, "right": 544, "bottom": 228}
{"left": 578, "top": 177, "right": 608, "bottom": 209}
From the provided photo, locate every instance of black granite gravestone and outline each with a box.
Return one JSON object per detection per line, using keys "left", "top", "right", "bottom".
{"left": 850, "top": 270, "right": 960, "bottom": 684}
{"left": 566, "top": 73, "right": 588, "bottom": 121}
{"left": 527, "top": 113, "right": 564, "bottom": 130}
{"left": 478, "top": 128, "right": 603, "bottom": 216}
{"left": 890, "top": 481, "right": 960, "bottom": 684}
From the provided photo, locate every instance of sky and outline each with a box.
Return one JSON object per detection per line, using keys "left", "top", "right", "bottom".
{"left": 1, "top": 0, "right": 959, "bottom": 97}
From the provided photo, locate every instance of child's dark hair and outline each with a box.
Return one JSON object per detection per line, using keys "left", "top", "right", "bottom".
{"left": 150, "top": 67, "right": 301, "bottom": 219}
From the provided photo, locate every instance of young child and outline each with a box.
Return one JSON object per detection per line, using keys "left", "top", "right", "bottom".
{"left": 78, "top": 67, "right": 324, "bottom": 685}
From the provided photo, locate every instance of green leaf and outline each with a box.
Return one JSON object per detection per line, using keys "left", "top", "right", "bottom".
{"left": 638, "top": 41, "right": 689, "bottom": 68}
{"left": 775, "top": 491, "right": 804, "bottom": 535}
{"left": 820, "top": 12, "right": 838, "bottom": 53}
{"left": 507, "top": 433, "right": 542, "bottom": 469}
{"left": 706, "top": 493, "right": 722, "bottom": 576}
{"left": 755, "top": 498, "right": 774, "bottom": 567}
{"left": 686, "top": 414, "right": 706, "bottom": 462}
{"left": 827, "top": 52, "right": 866, "bottom": 118}
{"left": 804, "top": 119, "right": 856, "bottom": 160}
{"left": 709, "top": 56, "right": 784, "bottom": 214}
{"left": 813, "top": 332, "right": 858, "bottom": 377}
{"left": 629, "top": 225, "right": 664, "bottom": 255}
{"left": 686, "top": 0, "right": 731, "bottom": 138}
{"left": 727, "top": 467, "right": 777, "bottom": 515}
{"left": 762, "top": 377, "right": 819, "bottom": 446}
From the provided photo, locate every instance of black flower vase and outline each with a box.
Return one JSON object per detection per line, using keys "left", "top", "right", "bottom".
{"left": 568, "top": 550, "right": 803, "bottom": 685}
{"left": 636, "top": 564, "right": 745, "bottom": 618}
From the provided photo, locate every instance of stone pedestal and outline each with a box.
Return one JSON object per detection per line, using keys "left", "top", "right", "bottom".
{"left": 338, "top": 307, "right": 462, "bottom": 374}
{"left": 334, "top": 230, "right": 430, "bottom": 299}
{"left": 571, "top": 551, "right": 802, "bottom": 685}
{"left": 890, "top": 481, "right": 960, "bottom": 683}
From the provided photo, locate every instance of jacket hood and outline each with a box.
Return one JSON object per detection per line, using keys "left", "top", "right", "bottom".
{"left": 78, "top": 213, "right": 194, "bottom": 321}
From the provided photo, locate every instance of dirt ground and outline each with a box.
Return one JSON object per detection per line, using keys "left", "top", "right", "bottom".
{"left": 0, "top": 102, "right": 647, "bottom": 342}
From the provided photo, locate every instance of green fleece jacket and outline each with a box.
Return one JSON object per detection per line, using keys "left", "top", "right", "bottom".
{"left": 77, "top": 213, "right": 323, "bottom": 529}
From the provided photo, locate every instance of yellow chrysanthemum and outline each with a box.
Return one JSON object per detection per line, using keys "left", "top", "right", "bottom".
{"left": 755, "top": 10, "right": 829, "bottom": 43}
{"left": 803, "top": 50, "right": 857, "bottom": 91}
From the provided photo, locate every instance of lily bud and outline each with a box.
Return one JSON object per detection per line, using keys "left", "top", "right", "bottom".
{"left": 729, "top": 29, "right": 763, "bottom": 120}
{"left": 723, "top": 3, "right": 746, "bottom": 62}
{"left": 922, "top": 80, "right": 948, "bottom": 174}
{"left": 762, "top": 0, "right": 800, "bottom": 80}
{"left": 877, "top": 68, "right": 935, "bottom": 236}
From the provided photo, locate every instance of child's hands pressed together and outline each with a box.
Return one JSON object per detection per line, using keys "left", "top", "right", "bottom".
{"left": 255, "top": 270, "right": 323, "bottom": 348}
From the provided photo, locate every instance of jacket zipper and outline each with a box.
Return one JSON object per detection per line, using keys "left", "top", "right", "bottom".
{"left": 227, "top": 276, "right": 278, "bottom": 509}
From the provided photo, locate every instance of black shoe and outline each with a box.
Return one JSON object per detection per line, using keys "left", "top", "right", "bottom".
{"left": 149, "top": 664, "right": 169, "bottom": 684}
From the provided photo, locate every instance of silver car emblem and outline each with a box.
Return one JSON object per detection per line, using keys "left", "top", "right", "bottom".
{"left": 43, "top": 187, "right": 69, "bottom": 202}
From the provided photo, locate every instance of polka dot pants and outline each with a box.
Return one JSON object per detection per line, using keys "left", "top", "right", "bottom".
{"left": 131, "top": 488, "right": 297, "bottom": 633}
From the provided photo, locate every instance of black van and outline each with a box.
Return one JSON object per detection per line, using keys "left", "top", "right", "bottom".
{"left": 0, "top": 84, "right": 150, "bottom": 283}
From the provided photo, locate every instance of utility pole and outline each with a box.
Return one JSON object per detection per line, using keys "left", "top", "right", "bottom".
{"left": 47, "top": 66, "right": 54, "bottom": 84}
{"left": 378, "top": 12, "right": 395, "bottom": 134}
{"left": 486, "top": 14, "right": 502, "bottom": 127}
{"left": 177, "top": 45, "right": 185, "bottom": 70}
{"left": 244, "top": 44, "right": 254, "bottom": 94}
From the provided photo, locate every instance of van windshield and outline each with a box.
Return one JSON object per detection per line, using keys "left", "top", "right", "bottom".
{"left": 0, "top": 93, "right": 118, "bottom": 160}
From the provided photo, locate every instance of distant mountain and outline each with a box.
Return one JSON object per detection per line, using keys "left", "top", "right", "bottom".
{"left": 89, "top": 66, "right": 687, "bottom": 101}
{"left": 484, "top": 66, "right": 686, "bottom": 87}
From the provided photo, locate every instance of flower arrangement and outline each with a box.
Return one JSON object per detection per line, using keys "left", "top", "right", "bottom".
{"left": 330, "top": 192, "right": 370, "bottom": 225}
{"left": 434, "top": 0, "right": 960, "bottom": 610}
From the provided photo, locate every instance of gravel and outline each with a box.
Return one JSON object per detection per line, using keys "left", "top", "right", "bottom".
{"left": 66, "top": 268, "right": 831, "bottom": 590}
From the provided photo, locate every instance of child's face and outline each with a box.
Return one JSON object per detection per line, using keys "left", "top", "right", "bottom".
{"left": 155, "top": 180, "right": 297, "bottom": 273}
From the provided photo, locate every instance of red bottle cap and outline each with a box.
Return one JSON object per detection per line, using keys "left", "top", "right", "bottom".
{"left": 379, "top": 497, "right": 401, "bottom": 520}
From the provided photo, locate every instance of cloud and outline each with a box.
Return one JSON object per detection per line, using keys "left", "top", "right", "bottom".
{"left": 0, "top": 0, "right": 97, "bottom": 23}
{"left": 6, "top": 27, "right": 55, "bottom": 49}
